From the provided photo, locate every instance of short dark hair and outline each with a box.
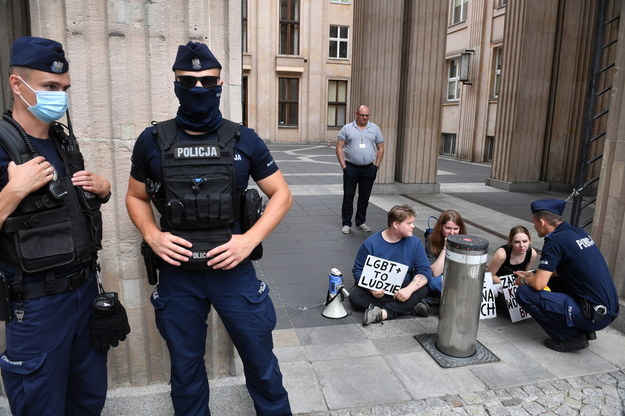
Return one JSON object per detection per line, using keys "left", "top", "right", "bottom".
{"left": 532, "top": 210, "right": 562, "bottom": 227}
{"left": 388, "top": 205, "right": 415, "bottom": 227}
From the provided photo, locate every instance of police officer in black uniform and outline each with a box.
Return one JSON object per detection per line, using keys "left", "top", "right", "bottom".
{"left": 0, "top": 37, "right": 113, "bottom": 415}
{"left": 125, "top": 42, "right": 293, "bottom": 415}
{"left": 515, "top": 199, "right": 619, "bottom": 352}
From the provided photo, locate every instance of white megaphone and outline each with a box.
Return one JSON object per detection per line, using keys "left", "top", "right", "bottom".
{"left": 322, "top": 287, "right": 350, "bottom": 319}
{"left": 322, "top": 268, "right": 350, "bottom": 319}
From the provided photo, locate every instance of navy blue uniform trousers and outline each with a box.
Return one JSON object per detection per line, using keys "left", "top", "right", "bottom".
{"left": 516, "top": 285, "right": 614, "bottom": 341}
{"left": 0, "top": 273, "right": 107, "bottom": 415}
{"left": 152, "top": 261, "right": 291, "bottom": 416}
{"left": 341, "top": 163, "right": 378, "bottom": 227}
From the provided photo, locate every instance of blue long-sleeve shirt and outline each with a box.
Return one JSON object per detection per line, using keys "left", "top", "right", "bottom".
{"left": 352, "top": 232, "right": 432, "bottom": 286}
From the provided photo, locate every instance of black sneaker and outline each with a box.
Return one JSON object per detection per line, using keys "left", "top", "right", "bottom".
{"left": 584, "top": 330, "right": 597, "bottom": 341}
{"left": 413, "top": 301, "right": 430, "bottom": 317}
{"left": 363, "top": 305, "right": 384, "bottom": 325}
{"left": 543, "top": 333, "right": 589, "bottom": 352}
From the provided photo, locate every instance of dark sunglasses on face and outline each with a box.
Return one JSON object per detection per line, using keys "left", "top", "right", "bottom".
{"left": 176, "top": 75, "right": 220, "bottom": 89}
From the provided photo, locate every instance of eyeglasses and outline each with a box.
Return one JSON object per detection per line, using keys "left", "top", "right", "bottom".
{"left": 176, "top": 75, "right": 220, "bottom": 89}
{"left": 357, "top": 113, "right": 370, "bottom": 117}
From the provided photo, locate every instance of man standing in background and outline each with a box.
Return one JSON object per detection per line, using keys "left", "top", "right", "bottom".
{"left": 336, "top": 105, "right": 384, "bottom": 234}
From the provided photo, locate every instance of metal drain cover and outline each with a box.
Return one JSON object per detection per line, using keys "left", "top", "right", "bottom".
{"left": 414, "top": 333, "right": 499, "bottom": 368}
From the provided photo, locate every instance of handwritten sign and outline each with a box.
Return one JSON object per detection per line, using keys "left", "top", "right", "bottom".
{"left": 480, "top": 272, "right": 497, "bottom": 319}
{"left": 357, "top": 255, "right": 408, "bottom": 295}
{"left": 500, "top": 274, "right": 532, "bottom": 323}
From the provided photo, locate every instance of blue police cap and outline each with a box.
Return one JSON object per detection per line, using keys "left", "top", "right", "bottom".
{"left": 10, "top": 36, "right": 69, "bottom": 74}
{"left": 530, "top": 199, "right": 566, "bottom": 216}
{"left": 172, "top": 41, "right": 222, "bottom": 71}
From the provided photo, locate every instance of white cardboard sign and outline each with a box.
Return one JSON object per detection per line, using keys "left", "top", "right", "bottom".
{"left": 357, "top": 255, "right": 408, "bottom": 295}
{"left": 480, "top": 272, "right": 497, "bottom": 320}
{"left": 500, "top": 274, "right": 532, "bottom": 323}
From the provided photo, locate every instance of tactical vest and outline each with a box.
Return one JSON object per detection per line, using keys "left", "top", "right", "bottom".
{"left": 0, "top": 114, "right": 103, "bottom": 274}
{"left": 150, "top": 119, "right": 241, "bottom": 269}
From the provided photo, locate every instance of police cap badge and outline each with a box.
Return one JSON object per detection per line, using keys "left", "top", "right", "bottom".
{"left": 172, "top": 41, "right": 222, "bottom": 71}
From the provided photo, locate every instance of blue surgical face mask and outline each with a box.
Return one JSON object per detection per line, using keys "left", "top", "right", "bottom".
{"left": 18, "top": 76, "right": 68, "bottom": 123}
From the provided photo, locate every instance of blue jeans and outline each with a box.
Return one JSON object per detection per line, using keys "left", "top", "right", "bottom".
{"left": 341, "top": 163, "right": 378, "bottom": 227}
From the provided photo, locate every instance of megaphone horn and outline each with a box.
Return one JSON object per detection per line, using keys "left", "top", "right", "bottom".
{"left": 322, "top": 287, "right": 349, "bottom": 319}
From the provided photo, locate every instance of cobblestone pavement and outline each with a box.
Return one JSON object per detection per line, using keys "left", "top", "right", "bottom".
{"left": 296, "top": 371, "right": 625, "bottom": 416}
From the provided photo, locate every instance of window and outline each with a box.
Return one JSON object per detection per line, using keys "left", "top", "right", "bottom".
{"left": 242, "top": 0, "right": 248, "bottom": 53}
{"left": 327, "top": 80, "right": 347, "bottom": 127}
{"left": 495, "top": 0, "right": 507, "bottom": 7}
{"left": 279, "top": 78, "right": 299, "bottom": 126}
{"left": 451, "top": 0, "right": 468, "bottom": 25}
{"left": 492, "top": 47, "right": 502, "bottom": 98}
{"left": 484, "top": 136, "right": 494, "bottom": 163}
{"left": 447, "top": 58, "right": 461, "bottom": 101}
{"left": 331, "top": 0, "right": 350, "bottom": 3}
{"left": 280, "top": 0, "right": 299, "bottom": 55}
{"left": 329, "top": 25, "right": 349, "bottom": 59}
{"left": 441, "top": 133, "right": 457, "bottom": 157}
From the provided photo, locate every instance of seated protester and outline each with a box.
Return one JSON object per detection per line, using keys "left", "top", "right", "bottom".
{"left": 514, "top": 199, "right": 619, "bottom": 352}
{"left": 487, "top": 225, "right": 539, "bottom": 285}
{"left": 424, "top": 210, "right": 466, "bottom": 296}
{"left": 349, "top": 205, "right": 432, "bottom": 325}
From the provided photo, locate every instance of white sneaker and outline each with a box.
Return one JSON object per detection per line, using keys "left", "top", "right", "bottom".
{"left": 341, "top": 225, "right": 350, "bottom": 234}
{"left": 356, "top": 223, "right": 372, "bottom": 232}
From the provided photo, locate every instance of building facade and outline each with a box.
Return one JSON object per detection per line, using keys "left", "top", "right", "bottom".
{"left": 242, "top": 0, "right": 353, "bottom": 143}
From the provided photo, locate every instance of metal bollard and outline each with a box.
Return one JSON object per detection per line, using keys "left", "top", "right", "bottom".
{"left": 435, "top": 234, "right": 489, "bottom": 358}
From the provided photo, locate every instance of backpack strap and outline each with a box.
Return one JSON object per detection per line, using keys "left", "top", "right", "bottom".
{"left": 0, "top": 116, "right": 33, "bottom": 164}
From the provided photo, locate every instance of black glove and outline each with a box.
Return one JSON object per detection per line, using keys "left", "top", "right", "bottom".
{"left": 90, "top": 292, "right": 131, "bottom": 352}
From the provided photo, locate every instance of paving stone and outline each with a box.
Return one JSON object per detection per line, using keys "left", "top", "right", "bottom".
{"left": 562, "top": 396, "right": 582, "bottom": 410}
{"left": 579, "top": 405, "right": 601, "bottom": 416}
{"left": 553, "top": 405, "right": 579, "bottom": 415}
{"left": 599, "top": 405, "right": 623, "bottom": 416}
{"left": 535, "top": 392, "right": 565, "bottom": 410}
{"left": 464, "top": 404, "right": 487, "bottom": 416}
{"left": 484, "top": 405, "right": 511, "bottom": 416}
{"left": 522, "top": 401, "right": 547, "bottom": 416}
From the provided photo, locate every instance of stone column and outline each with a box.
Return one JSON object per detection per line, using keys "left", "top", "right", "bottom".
{"left": 542, "top": 2, "right": 596, "bottom": 191}
{"left": 351, "top": 0, "right": 445, "bottom": 192}
{"left": 488, "top": 0, "right": 559, "bottom": 191}
{"left": 350, "top": 0, "right": 404, "bottom": 185}
{"left": 0, "top": 0, "right": 241, "bottom": 391}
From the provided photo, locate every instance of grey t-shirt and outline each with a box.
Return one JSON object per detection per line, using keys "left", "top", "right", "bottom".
{"left": 337, "top": 121, "right": 383, "bottom": 166}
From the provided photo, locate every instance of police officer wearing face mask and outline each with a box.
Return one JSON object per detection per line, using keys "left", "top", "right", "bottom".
{"left": 0, "top": 37, "right": 113, "bottom": 415}
{"left": 126, "top": 42, "right": 293, "bottom": 415}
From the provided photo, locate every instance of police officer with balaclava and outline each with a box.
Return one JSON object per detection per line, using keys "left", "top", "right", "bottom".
{"left": 0, "top": 36, "right": 115, "bottom": 415}
{"left": 126, "top": 41, "right": 293, "bottom": 415}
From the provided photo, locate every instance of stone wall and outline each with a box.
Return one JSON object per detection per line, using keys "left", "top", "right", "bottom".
{"left": 0, "top": 0, "right": 242, "bottom": 391}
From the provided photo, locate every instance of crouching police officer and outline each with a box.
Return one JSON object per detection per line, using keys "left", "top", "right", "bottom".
{"left": 125, "top": 41, "right": 293, "bottom": 415}
{"left": 0, "top": 37, "right": 114, "bottom": 415}
{"left": 514, "top": 199, "right": 619, "bottom": 352}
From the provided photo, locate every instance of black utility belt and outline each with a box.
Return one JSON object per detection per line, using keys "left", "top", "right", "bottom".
{"left": 8, "top": 267, "right": 89, "bottom": 301}
{"left": 579, "top": 298, "right": 610, "bottom": 322}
